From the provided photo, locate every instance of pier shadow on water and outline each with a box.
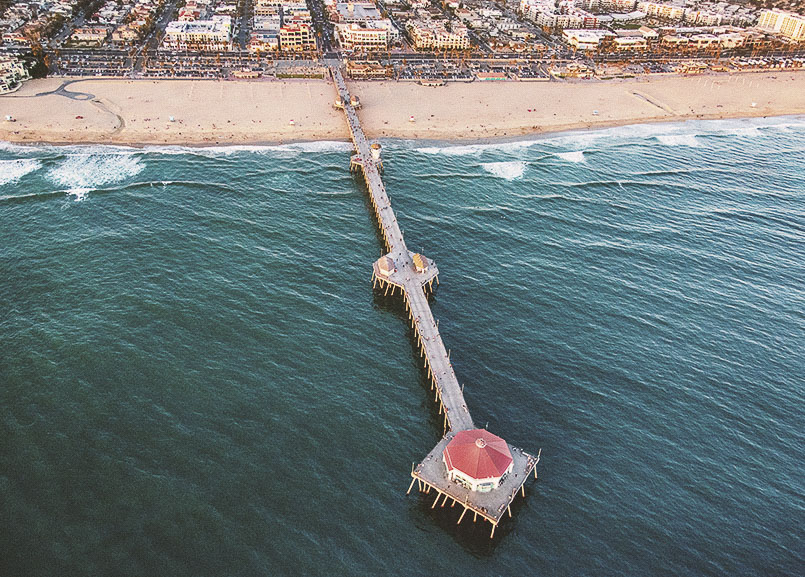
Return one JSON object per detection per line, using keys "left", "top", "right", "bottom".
{"left": 408, "top": 480, "right": 533, "bottom": 557}
{"left": 371, "top": 288, "right": 444, "bottom": 429}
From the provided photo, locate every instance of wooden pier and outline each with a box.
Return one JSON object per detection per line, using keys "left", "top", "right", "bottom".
{"left": 329, "top": 61, "right": 539, "bottom": 538}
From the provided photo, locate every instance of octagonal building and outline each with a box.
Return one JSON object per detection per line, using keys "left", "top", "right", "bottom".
{"left": 443, "top": 429, "right": 513, "bottom": 493}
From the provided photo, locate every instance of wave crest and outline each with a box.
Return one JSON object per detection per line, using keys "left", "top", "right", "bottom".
{"left": 481, "top": 161, "right": 526, "bottom": 180}
{"left": 47, "top": 153, "right": 144, "bottom": 192}
{"left": 656, "top": 134, "right": 699, "bottom": 147}
{"left": 556, "top": 151, "right": 586, "bottom": 163}
{"left": 0, "top": 159, "right": 42, "bottom": 185}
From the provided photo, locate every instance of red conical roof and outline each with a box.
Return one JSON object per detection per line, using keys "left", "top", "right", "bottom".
{"left": 444, "top": 429, "right": 513, "bottom": 480}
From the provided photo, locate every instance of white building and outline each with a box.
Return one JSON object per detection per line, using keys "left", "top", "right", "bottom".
{"left": 636, "top": 1, "right": 686, "bottom": 21}
{"left": 757, "top": 9, "right": 805, "bottom": 41}
{"left": 717, "top": 32, "right": 745, "bottom": 48}
{"left": 563, "top": 28, "right": 614, "bottom": 48}
{"left": 0, "top": 55, "right": 28, "bottom": 94}
{"left": 163, "top": 16, "right": 232, "bottom": 50}
{"left": 336, "top": 20, "right": 398, "bottom": 50}
{"left": 689, "top": 33, "right": 719, "bottom": 48}
{"left": 613, "top": 35, "right": 647, "bottom": 49}
{"left": 685, "top": 10, "right": 723, "bottom": 26}
{"left": 407, "top": 19, "right": 470, "bottom": 50}
{"left": 521, "top": 0, "right": 599, "bottom": 29}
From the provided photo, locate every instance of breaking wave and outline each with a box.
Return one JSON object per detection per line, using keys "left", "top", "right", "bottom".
{"left": 417, "top": 140, "right": 539, "bottom": 156}
{"left": 141, "top": 141, "right": 352, "bottom": 157}
{"left": 47, "top": 152, "right": 145, "bottom": 192}
{"left": 556, "top": 151, "right": 586, "bottom": 163}
{"left": 481, "top": 161, "right": 526, "bottom": 180}
{"left": 0, "top": 159, "right": 42, "bottom": 185}
{"left": 656, "top": 134, "right": 700, "bottom": 147}
{"left": 67, "top": 188, "right": 92, "bottom": 202}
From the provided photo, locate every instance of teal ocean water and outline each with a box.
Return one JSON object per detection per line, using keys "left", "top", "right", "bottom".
{"left": 1, "top": 117, "right": 803, "bottom": 576}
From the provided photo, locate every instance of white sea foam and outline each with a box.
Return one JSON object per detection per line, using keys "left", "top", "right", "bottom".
{"left": 418, "top": 140, "right": 538, "bottom": 156}
{"left": 763, "top": 119, "right": 805, "bottom": 133}
{"left": 275, "top": 141, "right": 353, "bottom": 153}
{"left": 656, "top": 134, "right": 700, "bottom": 147}
{"left": 47, "top": 152, "right": 144, "bottom": 192}
{"left": 556, "top": 151, "right": 586, "bottom": 163}
{"left": 0, "top": 159, "right": 42, "bottom": 185}
{"left": 481, "top": 161, "right": 526, "bottom": 180}
{"left": 141, "top": 141, "right": 352, "bottom": 157}
{"left": 67, "top": 188, "right": 91, "bottom": 202}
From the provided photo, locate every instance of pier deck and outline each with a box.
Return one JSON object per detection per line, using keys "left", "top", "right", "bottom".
{"left": 329, "top": 61, "right": 538, "bottom": 536}
{"left": 412, "top": 435, "right": 539, "bottom": 529}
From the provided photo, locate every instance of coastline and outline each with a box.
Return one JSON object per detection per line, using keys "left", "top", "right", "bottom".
{"left": 1, "top": 71, "right": 804, "bottom": 146}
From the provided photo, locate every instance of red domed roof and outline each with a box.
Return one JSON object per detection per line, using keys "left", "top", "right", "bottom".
{"left": 444, "top": 429, "right": 513, "bottom": 480}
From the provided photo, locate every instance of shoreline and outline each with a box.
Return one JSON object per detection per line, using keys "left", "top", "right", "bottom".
{"left": 1, "top": 71, "right": 804, "bottom": 146}
{"left": 2, "top": 111, "right": 804, "bottom": 150}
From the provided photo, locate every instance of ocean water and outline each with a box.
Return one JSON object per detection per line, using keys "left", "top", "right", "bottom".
{"left": 1, "top": 117, "right": 803, "bottom": 576}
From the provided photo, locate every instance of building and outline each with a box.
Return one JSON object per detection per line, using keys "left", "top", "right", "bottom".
{"left": 757, "top": 9, "right": 805, "bottom": 41}
{"left": 563, "top": 28, "right": 614, "bottom": 49}
{"left": 613, "top": 36, "right": 647, "bottom": 49}
{"left": 636, "top": 1, "right": 686, "bottom": 21}
{"left": 249, "top": 30, "right": 280, "bottom": 51}
{"left": 163, "top": 16, "right": 232, "bottom": 50}
{"left": 717, "top": 32, "right": 746, "bottom": 49}
{"left": 661, "top": 34, "right": 688, "bottom": 47}
{"left": 2, "top": 30, "right": 30, "bottom": 46}
{"left": 685, "top": 10, "right": 722, "bottom": 27}
{"left": 336, "top": 21, "right": 396, "bottom": 51}
{"left": 0, "top": 55, "right": 28, "bottom": 94}
{"left": 412, "top": 253, "right": 428, "bottom": 273}
{"left": 407, "top": 19, "right": 470, "bottom": 50}
{"left": 638, "top": 25, "right": 659, "bottom": 40}
{"left": 689, "top": 33, "right": 719, "bottom": 49}
{"left": 334, "top": 1, "right": 382, "bottom": 23}
{"left": 603, "top": 0, "right": 638, "bottom": 11}
{"left": 279, "top": 23, "right": 315, "bottom": 51}
{"left": 520, "top": 0, "right": 599, "bottom": 29}
{"left": 70, "top": 26, "right": 111, "bottom": 46}
{"left": 443, "top": 429, "right": 513, "bottom": 493}
{"left": 346, "top": 60, "right": 392, "bottom": 79}
{"left": 112, "top": 24, "right": 143, "bottom": 44}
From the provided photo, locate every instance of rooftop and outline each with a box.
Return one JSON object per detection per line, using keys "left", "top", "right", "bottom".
{"left": 336, "top": 2, "right": 382, "bottom": 21}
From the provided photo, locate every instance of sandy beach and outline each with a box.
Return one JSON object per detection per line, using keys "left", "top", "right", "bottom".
{"left": 1, "top": 71, "right": 803, "bottom": 145}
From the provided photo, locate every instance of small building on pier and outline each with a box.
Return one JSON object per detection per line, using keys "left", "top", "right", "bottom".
{"left": 443, "top": 429, "right": 513, "bottom": 493}
{"left": 377, "top": 255, "right": 396, "bottom": 277}
{"left": 412, "top": 253, "right": 428, "bottom": 274}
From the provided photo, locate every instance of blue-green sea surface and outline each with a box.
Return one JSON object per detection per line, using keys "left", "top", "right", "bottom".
{"left": 1, "top": 117, "right": 803, "bottom": 576}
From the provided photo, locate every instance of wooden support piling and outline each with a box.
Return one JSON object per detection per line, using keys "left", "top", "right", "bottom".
{"left": 406, "top": 477, "right": 417, "bottom": 495}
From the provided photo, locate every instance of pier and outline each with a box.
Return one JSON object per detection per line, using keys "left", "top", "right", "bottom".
{"left": 329, "top": 61, "right": 539, "bottom": 538}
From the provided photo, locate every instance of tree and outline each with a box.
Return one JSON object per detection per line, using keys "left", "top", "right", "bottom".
{"left": 27, "top": 42, "right": 50, "bottom": 78}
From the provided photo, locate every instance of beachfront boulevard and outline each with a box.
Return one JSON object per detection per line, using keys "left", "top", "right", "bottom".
{"left": 329, "top": 60, "right": 540, "bottom": 538}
